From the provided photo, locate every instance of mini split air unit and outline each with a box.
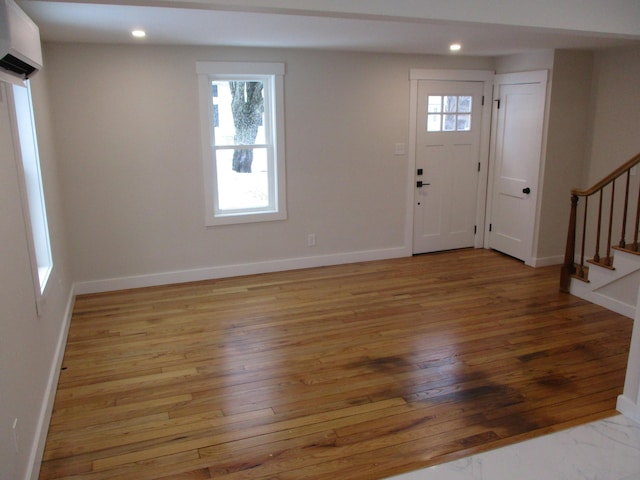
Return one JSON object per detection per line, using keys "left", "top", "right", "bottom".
{"left": 0, "top": 0, "right": 42, "bottom": 85}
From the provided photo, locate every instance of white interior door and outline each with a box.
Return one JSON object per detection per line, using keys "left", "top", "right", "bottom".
{"left": 413, "top": 80, "right": 484, "bottom": 254}
{"left": 488, "top": 71, "right": 548, "bottom": 263}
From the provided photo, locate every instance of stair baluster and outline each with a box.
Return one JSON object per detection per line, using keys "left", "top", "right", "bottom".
{"left": 606, "top": 180, "right": 615, "bottom": 266}
{"left": 620, "top": 171, "right": 630, "bottom": 249}
{"left": 634, "top": 186, "right": 640, "bottom": 251}
{"left": 594, "top": 190, "right": 603, "bottom": 263}
{"left": 579, "top": 196, "right": 588, "bottom": 277}
{"left": 560, "top": 152, "right": 640, "bottom": 293}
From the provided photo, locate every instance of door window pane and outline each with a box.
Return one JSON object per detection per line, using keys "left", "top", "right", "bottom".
{"left": 458, "top": 96, "right": 472, "bottom": 113}
{"left": 428, "top": 96, "right": 442, "bottom": 113}
{"left": 457, "top": 114, "right": 471, "bottom": 131}
{"left": 426, "top": 95, "right": 474, "bottom": 132}
{"left": 427, "top": 114, "right": 441, "bottom": 132}
{"left": 443, "top": 114, "right": 456, "bottom": 131}
{"left": 443, "top": 96, "right": 457, "bottom": 112}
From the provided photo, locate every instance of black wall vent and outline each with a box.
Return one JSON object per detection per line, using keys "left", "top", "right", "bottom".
{"left": 0, "top": 53, "right": 36, "bottom": 78}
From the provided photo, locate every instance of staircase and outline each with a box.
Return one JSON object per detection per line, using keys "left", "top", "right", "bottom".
{"left": 561, "top": 152, "right": 640, "bottom": 319}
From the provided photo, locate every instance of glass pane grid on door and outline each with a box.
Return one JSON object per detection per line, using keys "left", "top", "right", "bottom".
{"left": 427, "top": 95, "right": 472, "bottom": 132}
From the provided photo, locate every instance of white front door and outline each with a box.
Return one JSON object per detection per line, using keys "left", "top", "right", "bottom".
{"left": 488, "top": 71, "right": 548, "bottom": 263}
{"left": 413, "top": 80, "right": 484, "bottom": 254}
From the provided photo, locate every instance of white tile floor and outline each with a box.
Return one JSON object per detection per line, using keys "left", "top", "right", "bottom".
{"left": 387, "top": 415, "right": 640, "bottom": 480}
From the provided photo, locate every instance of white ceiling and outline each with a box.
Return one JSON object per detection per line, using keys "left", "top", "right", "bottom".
{"left": 17, "top": 0, "right": 640, "bottom": 56}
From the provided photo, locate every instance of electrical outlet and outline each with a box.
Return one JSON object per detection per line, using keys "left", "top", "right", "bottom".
{"left": 394, "top": 143, "right": 406, "bottom": 155}
{"left": 12, "top": 418, "right": 19, "bottom": 453}
{"left": 307, "top": 234, "right": 316, "bottom": 247}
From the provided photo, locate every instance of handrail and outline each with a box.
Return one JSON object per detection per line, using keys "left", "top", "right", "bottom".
{"left": 561, "top": 152, "right": 640, "bottom": 293}
{"left": 572, "top": 152, "right": 640, "bottom": 197}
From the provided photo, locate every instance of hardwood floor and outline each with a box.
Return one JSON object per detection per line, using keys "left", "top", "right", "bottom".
{"left": 39, "top": 249, "right": 633, "bottom": 480}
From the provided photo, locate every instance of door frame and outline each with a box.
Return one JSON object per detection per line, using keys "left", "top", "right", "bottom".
{"left": 406, "top": 69, "right": 494, "bottom": 253}
{"left": 485, "top": 70, "right": 549, "bottom": 266}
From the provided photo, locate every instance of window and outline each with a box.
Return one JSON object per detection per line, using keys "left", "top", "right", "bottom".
{"left": 427, "top": 95, "right": 472, "bottom": 132}
{"left": 197, "top": 62, "right": 286, "bottom": 226}
{"left": 10, "top": 80, "right": 53, "bottom": 307}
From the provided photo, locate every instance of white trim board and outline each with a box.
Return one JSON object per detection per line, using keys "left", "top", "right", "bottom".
{"left": 617, "top": 395, "right": 640, "bottom": 425}
{"left": 617, "top": 283, "right": 640, "bottom": 423}
{"left": 74, "top": 246, "right": 411, "bottom": 295}
{"left": 530, "top": 254, "right": 564, "bottom": 268}
{"left": 26, "top": 288, "right": 75, "bottom": 480}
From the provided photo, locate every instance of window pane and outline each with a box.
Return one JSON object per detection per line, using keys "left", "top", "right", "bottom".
{"left": 427, "top": 96, "right": 442, "bottom": 113}
{"left": 458, "top": 96, "right": 472, "bottom": 113}
{"left": 457, "top": 114, "right": 471, "bottom": 131}
{"left": 443, "top": 114, "right": 456, "bottom": 131}
{"left": 212, "top": 81, "right": 265, "bottom": 146}
{"left": 12, "top": 82, "right": 52, "bottom": 293}
{"left": 427, "top": 114, "right": 441, "bottom": 132}
{"left": 216, "top": 148, "right": 269, "bottom": 210}
{"left": 443, "top": 96, "right": 457, "bottom": 113}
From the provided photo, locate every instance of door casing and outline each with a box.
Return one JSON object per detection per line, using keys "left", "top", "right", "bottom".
{"left": 485, "top": 70, "right": 549, "bottom": 266}
{"left": 407, "top": 69, "right": 494, "bottom": 254}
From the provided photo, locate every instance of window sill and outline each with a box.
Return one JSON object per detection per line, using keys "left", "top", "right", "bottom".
{"left": 206, "top": 210, "right": 287, "bottom": 227}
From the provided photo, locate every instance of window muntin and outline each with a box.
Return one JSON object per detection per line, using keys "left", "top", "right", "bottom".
{"left": 427, "top": 95, "right": 472, "bottom": 132}
{"left": 197, "top": 62, "right": 286, "bottom": 226}
{"left": 11, "top": 80, "right": 53, "bottom": 302}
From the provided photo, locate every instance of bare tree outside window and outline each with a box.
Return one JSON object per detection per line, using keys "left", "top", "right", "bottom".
{"left": 230, "top": 81, "right": 264, "bottom": 173}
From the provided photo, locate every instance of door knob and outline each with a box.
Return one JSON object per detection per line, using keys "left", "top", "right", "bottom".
{"left": 522, "top": 187, "right": 531, "bottom": 194}
{"left": 417, "top": 181, "right": 431, "bottom": 188}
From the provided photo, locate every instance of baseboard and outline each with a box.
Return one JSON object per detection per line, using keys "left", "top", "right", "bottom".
{"left": 74, "top": 246, "right": 411, "bottom": 294}
{"left": 617, "top": 394, "right": 640, "bottom": 425}
{"left": 531, "top": 254, "right": 564, "bottom": 268}
{"left": 26, "top": 287, "right": 75, "bottom": 480}
{"left": 588, "top": 291, "right": 636, "bottom": 319}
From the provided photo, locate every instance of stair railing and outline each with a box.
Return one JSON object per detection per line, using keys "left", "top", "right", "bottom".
{"left": 560, "top": 152, "right": 640, "bottom": 293}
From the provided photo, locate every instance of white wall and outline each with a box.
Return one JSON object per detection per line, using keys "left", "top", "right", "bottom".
{"left": 577, "top": 47, "right": 640, "bottom": 266}
{"left": 0, "top": 68, "right": 73, "bottom": 480}
{"left": 587, "top": 46, "right": 640, "bottom": 182}
{"left": 43, "top": 43, "right": 493, "bottom": 289}
{"left": 536, "top": 50, "right": 595, "bottom": 262}
{"left": 494, "top": 50, "right": 555, "bottom": 73}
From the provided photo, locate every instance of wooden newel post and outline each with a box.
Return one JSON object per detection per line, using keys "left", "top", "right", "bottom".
{"left": 560, "top": 194, "right": 579, "bottom": 293}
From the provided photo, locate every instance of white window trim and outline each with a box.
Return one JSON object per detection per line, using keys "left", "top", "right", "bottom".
{"left": 197, "top": 61, "right": 287, "bottom": 226}
{"left": 6, "top": 80, "right": 53, "bottom": 315}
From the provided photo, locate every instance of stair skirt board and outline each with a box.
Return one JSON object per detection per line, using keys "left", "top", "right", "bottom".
{"left": 617, "top": 394, "right": 640, "bottom": 425}
{"left": 570, "top": 249, "right": 640, "bottom": 319}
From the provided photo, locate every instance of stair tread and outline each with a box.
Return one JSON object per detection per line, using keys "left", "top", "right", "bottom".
{"left": 586, "top": 258, "right": 615, "bottom": 270}
{"left": 612, "top": 245, "right": 640, "bottom": 256}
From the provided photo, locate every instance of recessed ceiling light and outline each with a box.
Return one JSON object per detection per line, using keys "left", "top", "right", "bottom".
{"left": 449, "top": 43, "right": 462, "bottom": 52}
{"left": 131, "top": 30, "right": 146, "bottom": 38}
